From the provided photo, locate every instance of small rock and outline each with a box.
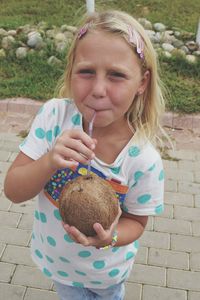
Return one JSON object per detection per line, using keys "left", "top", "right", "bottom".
{"left": 185, "top": 54, "right": 196, "bottom": 63}
{"left": 185, "top": 41, "right": 198, "bottom": 52}
{"left": 0, "top": 48, "right": 6, "bottom": 58}
{"left": 162, "top": 43, "right": 174, "bottom": 52}
{"left": 65, "top": 25, "right": 77, "bottom": 34}
{"left": 0, "top": 28, "right": 7, "bottom": 36}
{"left": 174, "top": 31, "right": 181, "bottom": 38}
{"left": 1, "top": 36, "right": 15, "bottom": 49}
{"left": 163, "top": 51, "right": 172, "bottom": 58}
{"left": 138, "top": 18, "right": 152, "bottom": 30}
{"left": 193, "top": 50, "right": 200, "bottom": 57}
{"left": 47, "top": 56, "right": 62, "bottom": 67}
{"left": 56, "top": 42, "right": 68, "bottom": 53}
{"left": 180, "top": 45, "right": 190, "bottom": 54}
{"left": 172, "top": 39, "right": 184, "bottom": 48}
{"left": 7, "top": 30, "right": 17, "bottom": 36}
{"left": 153, "top": 23, "right": 166, "bottom": 32}
{"left": 172, "top": 49, "right": 186, "bottom": 57}
{"left": 27, "top": 31, "right": 44, "bottom": 49}
{"left": 16, "top": 47, "right": 28, "bottom": 59}
{"left": 55, "top": 32, "right": 67, "bottom": 43}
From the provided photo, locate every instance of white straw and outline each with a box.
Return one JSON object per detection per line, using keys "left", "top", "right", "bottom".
{"left": 87, "top": 112, "right": 96, "bottom": 174}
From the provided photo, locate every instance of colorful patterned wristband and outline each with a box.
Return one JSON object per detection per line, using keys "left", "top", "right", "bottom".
{"left": 98, "top": 230, "right": 118, "bottom": 250}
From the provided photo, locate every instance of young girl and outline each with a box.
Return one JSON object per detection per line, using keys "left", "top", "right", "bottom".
{"left": 4, "top": 10, "right": 165, "bottom": 300}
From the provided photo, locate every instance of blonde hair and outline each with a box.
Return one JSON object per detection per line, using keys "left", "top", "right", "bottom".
{"left": 58, "top": 10, "right": 166, "bottom": 144}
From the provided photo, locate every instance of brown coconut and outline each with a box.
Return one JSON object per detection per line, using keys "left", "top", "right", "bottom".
{"left": 59, "top": 173, "right": 119, "bottom": 236}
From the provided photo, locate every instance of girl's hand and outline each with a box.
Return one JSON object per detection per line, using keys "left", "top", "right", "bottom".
{"left": 47, "top": 129, "right": 96, "bottom": 171}
{"left": 62, "top": 205, "right": 122, "bottom": 248}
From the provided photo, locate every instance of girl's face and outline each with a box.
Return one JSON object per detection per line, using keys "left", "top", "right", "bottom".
{"left": 71, "top": 30, "right": 149, "bottom": 128}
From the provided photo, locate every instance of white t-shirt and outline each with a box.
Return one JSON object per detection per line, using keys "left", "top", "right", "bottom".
{"left": 19, "top": 98, "right": 164, "bottom": 289}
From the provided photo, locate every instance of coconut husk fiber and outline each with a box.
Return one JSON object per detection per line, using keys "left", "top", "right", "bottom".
{"left": 59, "top": 173, "right": 119, "bottom": 236}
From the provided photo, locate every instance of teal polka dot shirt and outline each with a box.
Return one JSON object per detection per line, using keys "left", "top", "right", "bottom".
{"left": 19, "top": 98, "right": 164, "bottom": 289}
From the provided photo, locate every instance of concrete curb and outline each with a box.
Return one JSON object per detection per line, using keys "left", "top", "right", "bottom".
{"left": 1, "top": 97, "right": 200, "bottom": 132}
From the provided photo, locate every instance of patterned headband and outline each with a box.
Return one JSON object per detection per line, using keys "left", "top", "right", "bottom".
{"left": 77, "top": 23, "right": 144, "bottom": 60}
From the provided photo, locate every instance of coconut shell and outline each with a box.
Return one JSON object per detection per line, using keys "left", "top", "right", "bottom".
{"left": 59, "top": 173, "right": 119, "bottom": 236}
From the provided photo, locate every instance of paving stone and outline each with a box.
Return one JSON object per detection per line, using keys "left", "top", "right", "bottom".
{"left": 12, "top": 265, "right": 52, "bottom": 290}
{"left": 148, "top": 248, "right": 189, "bottom": 270}
{"left": 178, "top": 181, "right": 200, "bottom": 194}
{"left": 9, "top": 199, "right": 35, "bottom": 214}
{"left": 168, "top": 149, "right": 196, "bottom": 161}
{"left": 134, "top": 246, "right": 148, "bottom": 264}
{"left": 190, "top": 252, "right": 200, "bottom": 271}
{"left": 0, "top": 150, "right": 11, "bottom": 162}
{"left": 0, "top": 262, "right": 16, "bottom": 283}
{"left": 165, "top": 178, "right": 178, "bottom": 192}
{"left": 18, "top": 213, "right": 34, "bottom": 230}
{"left": 188, "top": 291, "right": 200, "bottom": 300}
{"left": 9, "top": 152, "right": 19, "bottom": 162}
{"left": 0, "top": 242, "right": 6, "bottom": 259}
{"left": 0, "top": 195, "right": 12, "bottom": 211}
{"left": 174, "top": 206, "right": 200, "bottom": 222}
{"left": 129, "top": 264, "right": 166, "bottom": 286}
{"left": 24, "top": 288, "right": 58, "bottom": 300}
{"left": 154, "top": 217, "right": 192, "bottom": 235}
{"left": 0, "top": 282, "right": 26, "bottom": 300}
{"left": 125, "top": 282, "right": 142, "bottom": 300}
{"left": 159, "top": 203, "right": 174, "bottom": 218}
{"left": 1, "top": 245, "right": 34, "bottom": 267}
{"left": 0, "top": 227, "right": 31, "bottom": 246}
{"left": 171, "top": 234, "right": 200, "bottom": 252}
{"left": 145, "top": 216, "right": 154, "bottom": 231}
{"left": 167, "top": 269, "right": 200, "bottom": 291}
{"left": 166, "top": 169, "right": 194, "bottom": 181}
{"left": 178, "top": 160, "right": 200, "bottom": 172}
{"left": 0, "top": 161, "right": 11, "bottom": 173}
{"left": 192, "top": 222, "right": 200, "bottom": 236}
{"left": 163, "top": 159, "right": 178, "bottom": 170}
{"left": 164, "top": 191, "right": 194, "bottom": 207}
{"left": 0, "top": 211, "right": 21, "bottom": 227}
{"left": 143, "top": 285, "right": 187, "bottom": 300}
{"left": 140, "top": 231, "right": 170, "bottom": 249}
{"left": 194, "top": 195, "right": 200, "bottom": 208}
{"left": 194, "top": 171, "right": 200, "bottom": 183}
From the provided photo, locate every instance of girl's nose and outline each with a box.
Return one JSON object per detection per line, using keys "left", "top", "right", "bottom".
{"left": 92, "top": 77, "right": 107, "bottom": 98}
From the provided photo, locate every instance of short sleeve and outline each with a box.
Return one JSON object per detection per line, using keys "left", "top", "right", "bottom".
{"left": 19, "top": 99, "right": 62, "bottom": 160}
{"left": 122, "top": 155, "right": 164, "bottom": 216}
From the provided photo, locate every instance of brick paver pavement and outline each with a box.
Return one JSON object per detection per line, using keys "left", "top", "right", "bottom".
{"left": 0, "top": 99, "right": 200, "bottom": 300}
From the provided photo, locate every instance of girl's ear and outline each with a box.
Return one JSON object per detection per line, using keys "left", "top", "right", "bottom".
{"left": 137, "top": 70, "right": 150, "bottom": 95}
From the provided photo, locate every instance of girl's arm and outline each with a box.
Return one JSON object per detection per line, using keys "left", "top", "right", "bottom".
{"left": 4, "top": 151, "right": 56, "bottom": 203}
{"left": 4, "top": 129, "right": 96, "bottom": 203}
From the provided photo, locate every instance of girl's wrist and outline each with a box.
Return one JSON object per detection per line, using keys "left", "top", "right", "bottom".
{"left": 98, "top": 229, "right": 118, "bottom": 250}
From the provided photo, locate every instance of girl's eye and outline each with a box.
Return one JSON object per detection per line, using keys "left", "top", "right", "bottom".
{"left": 109, "top": 71, "right": 126, "bottom": 78}
{"left": 79, "top": 69, "right": 94, "bottom": 75}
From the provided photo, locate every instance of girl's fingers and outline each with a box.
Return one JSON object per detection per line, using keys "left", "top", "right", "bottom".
{"left": 66, "top": 129, "right": 96, "bottom": 150}
{"left": 93, "top": 223, "right": 107, "bottom": 240}
{"left": 63, "top": 224, "right": 90, "bottom": 246}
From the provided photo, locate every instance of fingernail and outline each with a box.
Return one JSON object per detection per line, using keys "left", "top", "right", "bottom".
{"left": 91, "top": 144, "right": 95, "bottom": 150}
{"left": 91, "top": 153, "right": 95, "bottom": 159}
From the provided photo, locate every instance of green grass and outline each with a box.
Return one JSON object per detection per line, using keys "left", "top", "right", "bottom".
{"left": 0, "top": 0, "right": 200, "bottom": 113}
{"left": 0, "top": 0, "right": 199, "bottom": 32}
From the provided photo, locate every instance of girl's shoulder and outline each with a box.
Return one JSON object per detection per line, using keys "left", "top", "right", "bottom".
{"left": 125, "top": 140, "right": 162, "bottom": 173}
{"left": 42, "top": 98, "right": 76, "bottom": 111}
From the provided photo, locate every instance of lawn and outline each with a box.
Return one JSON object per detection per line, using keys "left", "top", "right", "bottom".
{"left": 0, "top": 0, "right": 200, "bottom": 113}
